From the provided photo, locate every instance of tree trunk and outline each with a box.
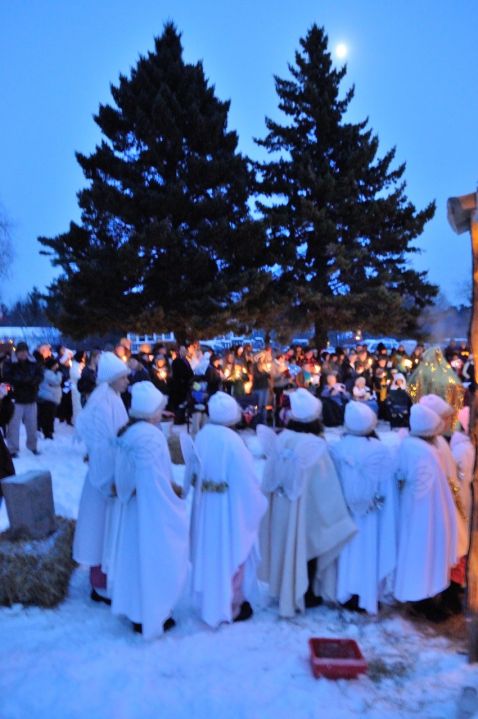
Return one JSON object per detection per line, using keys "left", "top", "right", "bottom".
{"left": 313, "top": 319, "right": 328, "bottom": 351}
{"left": 467, "top": 213, "right": 478, "bottom": 662}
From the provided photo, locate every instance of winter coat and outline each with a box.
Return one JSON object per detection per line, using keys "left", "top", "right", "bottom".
{"left": 38, "top": 368, "right": 63, "bottom": 405}
{"left": 385, "top": 388, "right": 412, "bottom": 428}
{"left": 3, "top": 357, "right": 43, "bottom": 404}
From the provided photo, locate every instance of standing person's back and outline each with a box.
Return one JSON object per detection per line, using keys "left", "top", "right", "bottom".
{"left": 330, "top": 402, "right": 397, "bottom": 614}
{"left": 190, "top": 392, "right": 267, "bottom": 626}
{"left": 394, "top": 405, "right": 457, "bottom": 621}
{"left": 111, "top": 382, "right": 189, "bottom": 638}
{"left": 77, "top": 350, "right": 100, "bottom": 407}
{"left": 258, "top": 388, "right": 356, "bottom": 617}
{"left": 170, "top": 346, "right": 193, "bottom": 422}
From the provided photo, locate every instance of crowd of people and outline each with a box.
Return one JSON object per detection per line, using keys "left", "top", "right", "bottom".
{"left": 0, "top": 335, "right": 475, "bottom": 637}
{"left": 0, "top": 335, "right": 473, "bottom": 450}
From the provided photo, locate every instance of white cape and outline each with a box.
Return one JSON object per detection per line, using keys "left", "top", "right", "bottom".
{"left": 394, "top": 436, "right": 457, "bottom": 602}
{"left": 191, "top": 423, "right": 267, "bottom": 627}
{"left": 258, "top": 428, "right": 356, "bottom": 617}
{"left": 73, "top": 383, "right": 128, "bottom": 567}
{"left": 330, "top": 435, "right": 397, "bottom": 614}
{"left": 110, "top": 421, "right": 189, "bottom": 639}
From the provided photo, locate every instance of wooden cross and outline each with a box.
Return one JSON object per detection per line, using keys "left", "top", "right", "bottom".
{"left": 447, "top": 191, "right": 478, "bottom": 661}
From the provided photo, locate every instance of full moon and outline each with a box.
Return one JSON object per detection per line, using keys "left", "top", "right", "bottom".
{"left": 335, "top": 43, "right": 348, "bottom": 60}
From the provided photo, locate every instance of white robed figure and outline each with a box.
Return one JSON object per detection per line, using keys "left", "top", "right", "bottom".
{"left": 451, "top": 406, "right": 475, "bottom": 543}
{"left": 73, "top": 352, "right": 129, "bottom": 601}
{"left": 110, "top": 382, "right": 189, "bottom": 638}
{"left": 189, "top": 391, "right": 267, "bottom": 627}
{"left": 394, "top": 404, "right": 457, "bottom": 605}
{"left": 330, "top": 401, "right": 397, "bottom": 614}
{"left": 419, "top": 394, "right": 469, "bottom": 559}
{"left": 257, "top": 388, "right": 356, "bottom": 617}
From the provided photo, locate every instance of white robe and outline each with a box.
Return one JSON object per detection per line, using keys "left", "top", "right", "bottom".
{"left": 110, "top": 421, "right": 189, "bottom": 639}
{"left": 394, "top": 436, "right": 457, "bottom": 602}
{"left": 70, "top": 359, "right": 84, "bottom": 426}
{"left": 330, "top": 435, "right": 397, "bottom": 614}
{"left": 73, "top": 383, "right": 128, "bottom": 567}
{"left": 191, "top": 423, "right": 267, "bottom": 627}
{"left": 451, "top": 430, "right": 475, "bottom": 553}
{"left": 435, "top": 435, "right": 469, "bottom": 558}
{"left": 259, "top": 429, "right": 356, "bottom": 617}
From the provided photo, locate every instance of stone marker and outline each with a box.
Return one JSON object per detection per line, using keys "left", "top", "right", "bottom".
{"left": 2, "top": 470, "right": 56, "bottom": 540}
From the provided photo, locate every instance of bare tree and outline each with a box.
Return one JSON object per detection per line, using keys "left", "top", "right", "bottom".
{"left": 0, "top": 204, "right": 14, "bottom": 280}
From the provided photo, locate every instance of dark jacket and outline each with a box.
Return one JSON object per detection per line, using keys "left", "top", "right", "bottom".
{"left": 3, "top": 357, "right": 43, "bottom": 404}
{"left": 170, "top": 357, "right": 193, "bottom": 408}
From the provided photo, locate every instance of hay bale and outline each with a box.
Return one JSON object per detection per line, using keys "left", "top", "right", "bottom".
{"left": 168, "top": 433, "right": 184, "bottom": 465}
{"left": 0, "top": 516, "right": 76, "bottom": 608}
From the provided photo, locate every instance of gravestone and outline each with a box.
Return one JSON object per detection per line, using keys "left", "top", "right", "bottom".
{"left": 2, "top": 470, "right": 56, "bottom": 540}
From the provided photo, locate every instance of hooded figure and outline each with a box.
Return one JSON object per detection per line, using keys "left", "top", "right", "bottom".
{"left": 110, "top": 382, "right": 189, "bottom": 638}
{"left": 73, "top": 352, "right": 130, "bottom": 602}
{"left": 258, "top": 388, "right": 356, "bottom": 617}
{"left": 394, "top": 404, "right": 457, "bottom": 614}
{"left": 189, "top": 391, "right": 267, "bottom": 627}
{"left": 330, "top": 401, "right": 397, "bottom": 613}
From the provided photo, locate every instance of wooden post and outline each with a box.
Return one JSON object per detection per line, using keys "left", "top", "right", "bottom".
{"left": 467, "top": 211, "right": 478, "bottom": 662}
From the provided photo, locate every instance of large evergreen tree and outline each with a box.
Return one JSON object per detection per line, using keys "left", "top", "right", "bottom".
{"left": 40, "top": 23, "right": 267, "bottom": 340}
{"left": 256, "top": 25, "right": 437, "bottom": 346}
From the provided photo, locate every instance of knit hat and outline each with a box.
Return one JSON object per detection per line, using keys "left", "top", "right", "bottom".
{"left": 208, "top": 391, "right": 242, "bottom": 426}
{"left": 97, "top": 351, "right": 130, "bottom": 384}
{"left": 344, "top": 401, "right": 377, "bottom": 436}
{"left": 419, "top": 394, "right": 454, "bottom": 419}
{"left": 458, "top": 406, "right": 470, "bottom": 434}
{"left": 289, "top": 388, "right": 322, "bottom": 422}
{"left": 130, "top": 381, "right": 167, "bottom": 419}
{"left": 409, "top": 404, "right": 443, "bottom": 438}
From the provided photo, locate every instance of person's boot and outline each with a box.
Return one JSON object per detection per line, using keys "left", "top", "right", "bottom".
{"left": 90, "top": 588, "right": 112, "bottom": 606}
{"left": 439, "top": 582, "right": 464, "bottom": 616}
{"left": 132, "top": 617, "right": 176, "bottom": 634}
{"left": 233, "top": 601, "right": 253, "bottom": 622}
{"left": 341, "top": 594, "right": 366, "bottom": 613}
{"left": 304, "top": 557, "right": 322, "bottom": 608}
{"left": 304, "top": 590, "right": 323, "bottom": 608}
{"left": 408, "top": 598, "right": 449, "bottom": 623}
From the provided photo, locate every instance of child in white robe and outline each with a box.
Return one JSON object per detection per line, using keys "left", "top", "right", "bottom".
{"left": 73, "top": 352, "right": 130, "bottom": 604}
{"left": 330, "top": 401, "right": 397, "bottom": 614}
{"left": 110, "top": 381, "right": 189, "bottom": 638}
{"left": 190, "top": 391, "right": 267, "bottom": 627}
{"left": 258, "top": 388, "right": 356, "bottom": 617}
{"left": 394, "top": 404, "right": 457, "bottom": 621}
{"left": 419, "top": 394, "right": 468, "bottom": 612}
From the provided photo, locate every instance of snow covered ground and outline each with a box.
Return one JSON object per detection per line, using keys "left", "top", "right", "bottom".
{"left": 1, "top": 422, "right": 477, "bottom": 719}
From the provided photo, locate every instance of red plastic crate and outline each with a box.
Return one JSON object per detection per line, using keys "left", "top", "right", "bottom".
{"left": 308, "top": 638, "right": 367, "bottom": 679}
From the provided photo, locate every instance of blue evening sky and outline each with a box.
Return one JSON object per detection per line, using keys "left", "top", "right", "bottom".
{"left": 1, "top": 0, "right": 477, "bottom": 307}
